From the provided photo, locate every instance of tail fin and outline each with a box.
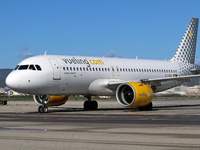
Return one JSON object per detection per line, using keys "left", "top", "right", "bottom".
{"left": 171, "top": 18, "right": 199, "bottom": 64}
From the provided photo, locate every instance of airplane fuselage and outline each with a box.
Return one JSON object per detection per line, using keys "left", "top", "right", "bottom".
{"left": 6, "top": 55, "right": 191, "bottom": 96}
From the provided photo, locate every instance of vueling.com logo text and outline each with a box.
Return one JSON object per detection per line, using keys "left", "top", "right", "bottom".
{"left": 89, "top": 59, "right": 104, "bottom": 65}
{"left": 62, "top": 57, "right": 105, "bottom": 67}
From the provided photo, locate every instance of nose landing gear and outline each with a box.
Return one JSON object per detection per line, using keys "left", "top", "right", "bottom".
{"left": 38, "top": 105, "right": 48, "bottom": 113}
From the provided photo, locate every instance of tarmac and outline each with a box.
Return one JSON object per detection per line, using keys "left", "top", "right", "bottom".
{"left": 0, "top": 99, "right": 200, "bottom": 150}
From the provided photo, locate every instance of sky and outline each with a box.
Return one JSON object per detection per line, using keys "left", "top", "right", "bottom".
{"left": 1, "top": 0, "right": 200, "bottom": 68}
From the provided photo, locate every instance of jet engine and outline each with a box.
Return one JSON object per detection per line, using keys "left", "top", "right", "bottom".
{"left": 116, "top": 82, "right": 153, "bottom": 108}
{"left": 33, "top": 95, "right": 68, "bottom": 106}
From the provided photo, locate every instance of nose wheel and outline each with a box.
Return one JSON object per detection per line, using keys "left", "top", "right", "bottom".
{"left": 38, "top": 105, "right": 48, "bottom": 113}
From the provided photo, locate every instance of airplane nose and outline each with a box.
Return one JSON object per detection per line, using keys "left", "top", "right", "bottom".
{"left": 5, "top": 71, "right": 19, "bottom": 90}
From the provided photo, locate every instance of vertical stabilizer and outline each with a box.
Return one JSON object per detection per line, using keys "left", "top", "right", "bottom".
{"left": 171, "top": 18, "right": 199, "bottom": 64}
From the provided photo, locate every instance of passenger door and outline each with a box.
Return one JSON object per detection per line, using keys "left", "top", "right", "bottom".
{"left": 49, "top": 58, "right": 61, "bottom": 80}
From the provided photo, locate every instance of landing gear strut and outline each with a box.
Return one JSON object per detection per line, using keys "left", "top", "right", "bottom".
{"left": 38, "top": 105, "right": 48, "bottom": 113}
{"left": 84, "top": 96, "right": 98, "bottom": 110}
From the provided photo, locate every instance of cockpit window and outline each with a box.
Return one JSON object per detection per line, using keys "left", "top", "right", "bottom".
{"left": 18, "top": 65, "right": 29, "bottom": 70}
{"left": 16, "top": 64, "right": 42, "bottom": 71}
{"left": 35, "top": 65, "right": 42, "bottom": 70}
{"left": 14, "top": 65, "right": 19, "bottom": 70}
{"left": 29, "top": 65, "right": 36, "bottom": 70}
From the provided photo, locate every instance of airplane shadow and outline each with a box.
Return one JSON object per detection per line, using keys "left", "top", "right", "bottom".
{"left": 33, "top": 103, "right": 200, "bottom": 114}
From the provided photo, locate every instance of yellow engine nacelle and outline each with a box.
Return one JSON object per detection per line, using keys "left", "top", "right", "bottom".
{"left": 33, "top": 95, "right": 68, "bottom": 106}
{"left": 116, "top": 82, "right": 153, "bottom": 108}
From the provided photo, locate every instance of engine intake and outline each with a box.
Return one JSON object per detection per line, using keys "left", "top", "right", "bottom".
{"left": 33, "top": 95, "right": 68, "bottom": 106}
{"left": 116, "top": 82, "right": 153, "bottom": 108}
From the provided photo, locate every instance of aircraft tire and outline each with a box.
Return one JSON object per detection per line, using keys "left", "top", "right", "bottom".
{"left": 43, "top": 106, "right": 48, "bottom": 113}
{"left": 84, "top": 101, "right": 90, "bottom": 110}
{"left": 138, "top": 102, "right": 153, "bottom": 111}
{"left": 146, "top": 102, "right": 153, "bottom": 110}
{"left": 38, "top": 106, "right": 44, "bottom": 113}
{"left": 84, "top": 101, "right": 98, "bottom": 110}
{"left": 91, "top": 101, "right": 98, "bottom": 110}
{"left": 138, "top": 107, "right": 145, "bottom": 111}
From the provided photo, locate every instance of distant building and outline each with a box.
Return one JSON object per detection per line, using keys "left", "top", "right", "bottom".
{"left": 186, "top": 85, "right": 200, "bottom": 95}
{"left": 0, "top": 88, "right": 5, "bottom": 95}
{"left": 4, "top": 88, "right": 11, "bottom": 96}
{"left": 155, "top": 86, "right": 187, "bottom": 95}
{"left": 156, "top": 85, "right": 200, "bottom": 96}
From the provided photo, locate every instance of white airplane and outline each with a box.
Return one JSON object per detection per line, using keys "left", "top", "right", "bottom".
{"left": 6, "top": 18, "right": 200, "bottom": 113}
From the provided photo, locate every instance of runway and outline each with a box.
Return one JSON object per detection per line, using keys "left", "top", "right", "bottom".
{"left": 0, "top": 99, "right": 200, "bottom": 150}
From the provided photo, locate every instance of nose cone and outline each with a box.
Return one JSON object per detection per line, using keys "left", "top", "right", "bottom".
{"left": 6, "top": 71, "right": 19, "bottom": 90}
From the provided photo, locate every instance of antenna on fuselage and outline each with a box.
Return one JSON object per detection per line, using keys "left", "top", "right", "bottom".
{"left": 44, "top": 51, "right": 47, "bottom": 56}
{"left": 136, "top": 55, "right": 138, "bottom": 59}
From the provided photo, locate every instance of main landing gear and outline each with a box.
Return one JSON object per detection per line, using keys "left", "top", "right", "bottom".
{"left": 38, "top": 105, "right": 48, "bottom": 113}
{"left": 138, "top": 102, "right": 153, "bottom": 111}
{"left": 84, "top": 96, "right": 98, "bottom": 110}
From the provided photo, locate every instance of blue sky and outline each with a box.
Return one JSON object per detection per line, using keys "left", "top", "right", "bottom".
{"left": 1, "top": 0, "right": 200, "bottom": 68}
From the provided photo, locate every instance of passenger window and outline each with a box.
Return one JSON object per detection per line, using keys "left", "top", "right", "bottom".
{"left": 83, "top": 67, "right": 85, "bottom": 71}
{"left": 63, "top": 67, "right": 65, "bottom": 71}
{"left": 18, "top": 65, "right": 29, "bottom": 70}
{"left": 105, "top": 68, "right": 107, "bottom": 71}
{"left": 36, "top": 65, "right": 42, "bottom": 71}
{"left": 29, "top": 65, "right": 36, "bottom": 70}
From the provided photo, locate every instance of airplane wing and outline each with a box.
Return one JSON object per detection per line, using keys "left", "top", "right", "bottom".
{"left": 141, "top": 74, "right": 200, "bottom": 84}
{"left": 107, "top": 74, "right": 200, "bottom": 89}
